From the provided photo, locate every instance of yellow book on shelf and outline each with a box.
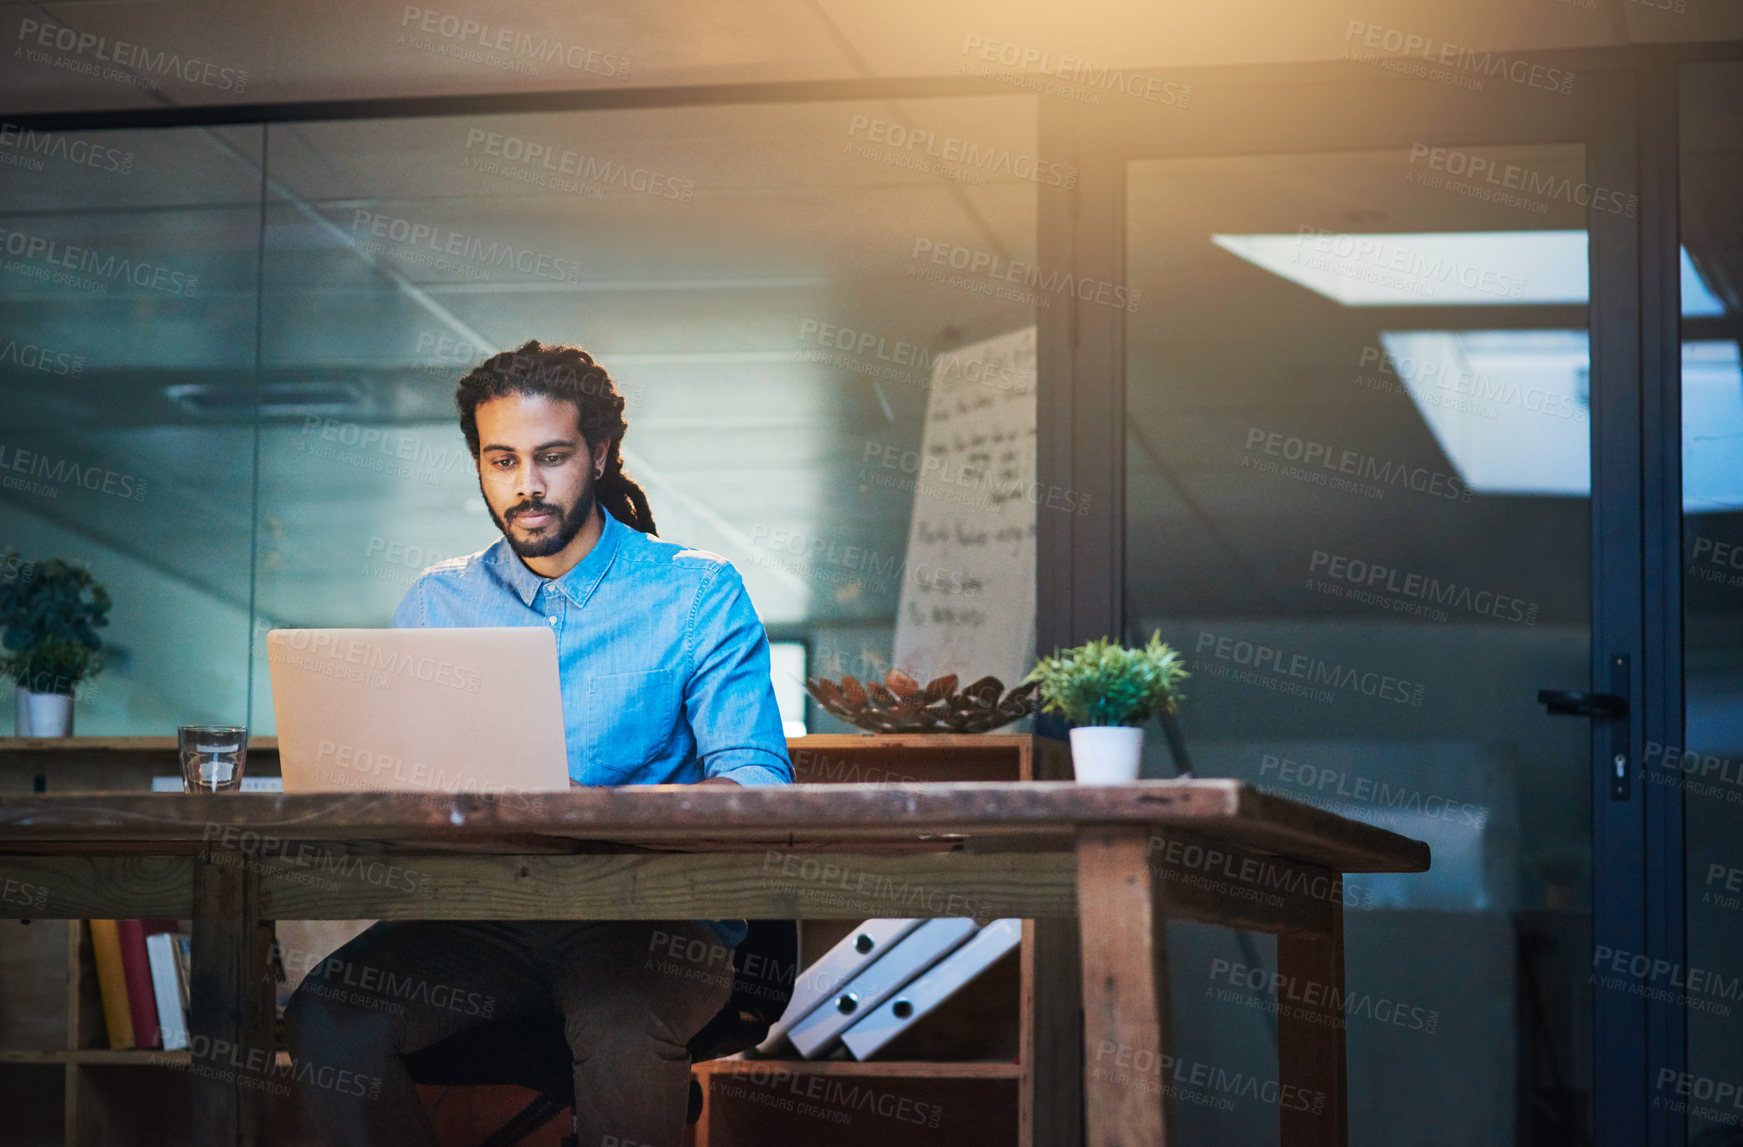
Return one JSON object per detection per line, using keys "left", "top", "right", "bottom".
{"left": 87, "top": 920, "right": 136, "bottom": 1050}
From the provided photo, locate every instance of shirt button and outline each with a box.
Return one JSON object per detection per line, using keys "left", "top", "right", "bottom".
{"left": 546, "top": 617, "right": 558, "bottom": 625}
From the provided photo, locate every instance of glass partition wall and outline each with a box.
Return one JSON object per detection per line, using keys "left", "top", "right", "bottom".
{"left": 1103, "top": 59, "right": 1659, "bottom": 1141}
{"left": 1126, "top": 141, "right": 1596, "bottom": 1146}
{"left": 0, "top": 124, "right": 264, "bottom": 734}
{"left": 0, "top": 97, "right": 1042, "bottom": 738}
{"left": 1680, "top": 59, "right": 1743, "bottom": 1147}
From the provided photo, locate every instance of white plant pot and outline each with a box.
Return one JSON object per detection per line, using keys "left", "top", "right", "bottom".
{"left": 16, "top": 689, "right": 74, "bottom": 737}
{"left": 1069, "top": 725, "right": 1144, "bottom": 784}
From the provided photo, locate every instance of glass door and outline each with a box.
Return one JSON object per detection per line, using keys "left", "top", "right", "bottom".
{"left": 1094, "top": 68, "right": 1645, "bottom": 1146}
{"left": 1678, "top": 59, "right": 1743, "bottom": 1147}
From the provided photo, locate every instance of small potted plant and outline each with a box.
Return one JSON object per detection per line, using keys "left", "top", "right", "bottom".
{"left": 0, "top": 552, "right": 111, "bottom": 737}
{"left": 1023, "top": 632, "right": 1188, "bottom": 784}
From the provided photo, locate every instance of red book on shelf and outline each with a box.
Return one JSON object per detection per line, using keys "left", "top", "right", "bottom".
{"left": 116, "top": 919, "right": 178, "bottom": 1051}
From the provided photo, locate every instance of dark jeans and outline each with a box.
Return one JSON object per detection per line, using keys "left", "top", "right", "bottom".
{"left": 283, "top": 919, "right": 733, "bottom": 1147}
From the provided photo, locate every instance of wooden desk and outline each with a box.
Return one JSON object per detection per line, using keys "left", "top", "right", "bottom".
{"left": 0, "top": 780, "right": 1428, "bottom": 1147}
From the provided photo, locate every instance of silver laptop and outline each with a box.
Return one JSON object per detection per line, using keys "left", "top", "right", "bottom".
{"left": 267, "top": 627, "right": 570, "bottom": 794}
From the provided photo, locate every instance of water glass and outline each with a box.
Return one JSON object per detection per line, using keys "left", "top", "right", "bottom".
{"left": 178, "top": 725, "right": 248, "bottom": 793}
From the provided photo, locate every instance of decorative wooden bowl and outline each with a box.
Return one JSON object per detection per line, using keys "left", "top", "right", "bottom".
{"left": 804, "top": 670, "right": 1038, "bottom": 734}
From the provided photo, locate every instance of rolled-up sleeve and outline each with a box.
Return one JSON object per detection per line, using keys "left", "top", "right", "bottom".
{"left": 683, "top": 562, "right": 793, "bottom": 786}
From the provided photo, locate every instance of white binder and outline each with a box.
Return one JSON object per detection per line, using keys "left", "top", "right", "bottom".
{"left": 756, "top": 919, "right": 923, "bottom": 1053}
{"left": 145, "top": 931, "right": 189, "bottom": 1051}
{"left": 840, "top": 918, "right": 1023, "bottom": 1060}
{"left": 787, "top": 917, "right": 979, "bottom": 1059}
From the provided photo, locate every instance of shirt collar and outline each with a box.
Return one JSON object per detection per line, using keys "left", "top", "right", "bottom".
{"left": 497, "top": 503, "right": 626, "bottom": 609}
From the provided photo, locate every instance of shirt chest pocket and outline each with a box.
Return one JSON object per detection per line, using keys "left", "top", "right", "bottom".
{"left": 583, "top": 668, "right": 682, "bottom": 781}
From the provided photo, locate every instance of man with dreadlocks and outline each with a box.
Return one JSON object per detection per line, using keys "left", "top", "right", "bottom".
{"left": 284, "top": 339, "right": 792, "bottom": 1147}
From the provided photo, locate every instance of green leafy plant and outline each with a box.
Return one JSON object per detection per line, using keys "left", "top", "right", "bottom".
{"left": 1023, "top": 631, "right": 1188, "bottom": 728}
{"left": 0, "top": 552, "right": 111, "bottom": 695}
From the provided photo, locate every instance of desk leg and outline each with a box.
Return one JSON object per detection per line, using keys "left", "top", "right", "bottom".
{"left": 190, "top": 846, "right": 275, "bottom": 1147}
{"left": 1076, "top": 825, "right": 1170, "bottom": 1147}
{"left": 1276, "top": 869, "right": 1347, "bottom": 1147}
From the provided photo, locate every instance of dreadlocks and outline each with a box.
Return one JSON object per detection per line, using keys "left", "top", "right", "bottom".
{"left": 455, "top": 339, "right": 657, "bottom": 535}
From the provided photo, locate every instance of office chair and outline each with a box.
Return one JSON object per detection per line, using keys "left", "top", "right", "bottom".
{"left": 402, "top": 920, "right": 798, "bottom": 1147}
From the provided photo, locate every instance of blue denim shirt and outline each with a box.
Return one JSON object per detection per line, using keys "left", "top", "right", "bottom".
{"left": 391, "top": 504, "right": 793, "bottom": 947}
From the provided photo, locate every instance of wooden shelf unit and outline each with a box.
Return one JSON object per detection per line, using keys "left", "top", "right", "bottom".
{"left": 0, "top": 736, "right": 282, "bottom": 794}
{"left": 696, "top": 733, "right": 1075, "bottom": 1147}
{"left": 0, "top": 733, "right": 1075, "bottom": 1147}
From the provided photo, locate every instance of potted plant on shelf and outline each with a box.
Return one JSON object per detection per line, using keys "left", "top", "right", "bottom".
{"left": 0, "top": 552, "right": 111, "bottom": 737}
{"left": 1024, "top": 632, "right": 1188, "bottom": 784}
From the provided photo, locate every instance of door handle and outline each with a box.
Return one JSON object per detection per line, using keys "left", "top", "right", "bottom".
{"left": 1536, "top": 690, "right": 1628, "bottom": 717}
{"left": 1537, "top": 653, "right": 1632, "bottom": 800}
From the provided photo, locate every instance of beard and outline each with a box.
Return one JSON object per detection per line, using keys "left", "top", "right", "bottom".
{"left": 485, "top": 479, "right": 598, "bottom": 559}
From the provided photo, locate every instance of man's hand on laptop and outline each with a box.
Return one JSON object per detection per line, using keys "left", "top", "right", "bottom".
{"left": 567, "top": 777, "right": 741, "bottom": 787}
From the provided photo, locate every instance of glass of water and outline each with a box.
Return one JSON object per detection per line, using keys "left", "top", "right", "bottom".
{"left": 178, "top": 725, "right": 249, "bottom": 793}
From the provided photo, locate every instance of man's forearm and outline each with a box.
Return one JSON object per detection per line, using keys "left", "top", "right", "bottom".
{"left": 569, "top": 776, "right": 743, "bottom": 788}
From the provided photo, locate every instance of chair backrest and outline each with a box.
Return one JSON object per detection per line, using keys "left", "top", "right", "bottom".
{"left": 401, "top": 920, "right": 799, "bottom": 1096}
